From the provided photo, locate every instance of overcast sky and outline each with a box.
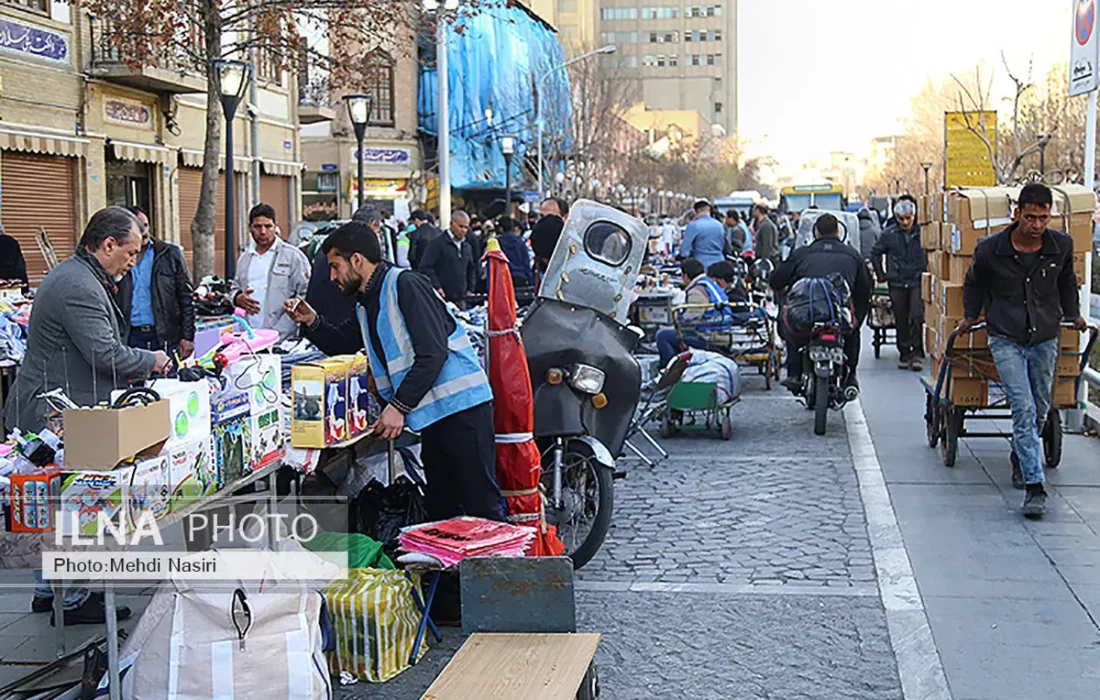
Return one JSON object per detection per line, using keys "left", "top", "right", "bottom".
{"left": 737, "top": 0, "right": 1074, "bottom": 172}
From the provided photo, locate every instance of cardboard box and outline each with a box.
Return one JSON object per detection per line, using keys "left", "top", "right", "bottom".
{"left": 115, "top": 379, "right": 211, "bottom": 450}
{"left": 168, "top": 437, "right": 217, "bottom": 511}
{"left": 918, "top": 195, "right": 933, "bottom": 225}
{"left": 947, "top": 376, "right": 988, "bottom": 407}
{"left": 221, "top": 353, "right": 282, "bottom": 415}
{"left": 127, "top": 455, "right": 170, "bottom": 522}
{"left": 939, "top": 279, "right": 965, "bottom": 318}
{"left": 928, "top": 250, "right": 949, "bottom": 280}
{"left": 920, "top": 222, "right": 941, "bottom": 250}
{"left": 921, "top": 273, "right": 934, "bottom": 303}
{"left": 346, "top": 354, "right": 372, "bottom": 438}
{"left": 945, "top": 187, "right": 1017, "bottom": 227}
{"left": 946, "top": 222, "right": 997, "bottom": 256}
{"left": 59, "top": 468, "right": 133, "bottom": 537}
{"left": 250, "top": 406, "right": 284, "bottom": 471}
{"left": 947, "top": 255, "right": 972, "bottom": 284}
{"left": 1061, "top": 327, "right": 1081, "bottom": 351}
{"left": 291, "top": 358, "right": 352, "bottom": 448}
{"left": 1049, "top": 184, "right": 1096, "bottom": 249}
{"left": 63, "top": 401, "right": 170, "bottom": 471}
{"left": 936, "top": 316, "right": 989, "bottom": 352}
{"left": 1057, "top": 353, "right": 1081, "bottom": 377}
{"left": 1052, "top": 378, "right": 1078, "bottom": 407}
{"left": 211, "top": 393, "right": 253, "bottom": 486}
{"left": 9, "top": 467, "right": 60, "bottom": 533}
{"left": 1073, "top": 251, "right": 1087, "bottom": 281}
{"left": 925, "top": 324, "right": 939, "bottom": 359}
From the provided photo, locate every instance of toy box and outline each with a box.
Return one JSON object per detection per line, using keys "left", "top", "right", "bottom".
{"left": 347, "top": 354, "right": 371, "bottom": 437}
{"left": 251, "top": 406, "right": 284, "bottom": 470}
{"left": 60, "top": 468, "right": 133, "bottom": 538}
{"left": 222, "top": 353, "right": 282, "bottom": 414}
{"left": 292, "top": 357, "right": 351, "bottom": 448}
{"left": 212, "top": 392, "right": 253, "bottom": 486}
{"left": 168, "top": 436, "right": 217, "bottom": 511}
{"left": 128, "top": 455, "right": 170, "bottom": 522}
{"left": 110, "top": 380, "right": 210, "bottom": 450}
{"left": 9, "top": 467, "right": 61, "bottom": 533}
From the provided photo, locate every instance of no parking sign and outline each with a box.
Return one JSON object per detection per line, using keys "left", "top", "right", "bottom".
{"left": 1071, "top": 0, "right": 1100, "bottom": 96}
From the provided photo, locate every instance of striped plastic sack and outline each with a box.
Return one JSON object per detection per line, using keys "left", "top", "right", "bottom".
{"left": 323, "top": 568, "right": 425, "bottom": 683}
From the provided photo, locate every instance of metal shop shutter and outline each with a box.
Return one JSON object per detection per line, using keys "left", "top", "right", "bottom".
{"left": 1, "top": 152, "right": 77, "bottom": 284}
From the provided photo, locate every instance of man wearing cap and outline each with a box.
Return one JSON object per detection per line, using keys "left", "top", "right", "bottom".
{"left": 679, "top": 200, "right": 726, "bottom": 269}
{"left": 871, "top": 199, "right": 927, "bottom": 370}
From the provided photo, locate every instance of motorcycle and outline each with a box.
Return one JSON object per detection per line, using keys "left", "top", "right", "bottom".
{"left": 797, "top": 323, "right": 859, "bottom": 436}
{"left": 521, "top": 200, "right": 648, "bottom": 569}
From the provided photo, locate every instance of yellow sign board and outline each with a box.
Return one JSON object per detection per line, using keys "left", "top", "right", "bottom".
{"left": 945, "top": 111, "right": 997, "bottom": 187}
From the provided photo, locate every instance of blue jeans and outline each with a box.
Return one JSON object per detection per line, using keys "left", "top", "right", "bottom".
{"left": 33, "top": 570, "right": 90, "bottom": 610}
{"left": 988, "top": 337, "right": 1058, "bottom": 485}
{"left": 657, "top": 328, "right": 717, "bottom": 366}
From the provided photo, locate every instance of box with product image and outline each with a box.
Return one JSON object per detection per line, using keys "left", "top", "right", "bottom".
{"left": 346, "top": 354, "right": 372, "bottom": 438}
{"left": 168, "top": 436, "right": 217, "bottom": 512}
{"left": 59, "top": 468, "right": 133, "bottom": 538}
{"left": 250, "top": 406, "right": 284, "bottom": 471}
{"left": 291, "top": 357, "right": 352, "bottom": 448}
{"left": 9, "top": 467, "right": 61, "bottom": 533}
{"left": 211, "top": 393, "right": 253, "bottom": 486}
{"left": 221, "top": 353, "right": 282, "bottom": 415}
{"left": 115, "top": 379, "right": 212, "bottom": 450}
{"left": 127, "top": 455, "right": 170, "bottom": 522}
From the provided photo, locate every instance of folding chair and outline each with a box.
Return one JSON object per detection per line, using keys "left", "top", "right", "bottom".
{"left": 623, "top": 352, "right": 692, "bottom": 466}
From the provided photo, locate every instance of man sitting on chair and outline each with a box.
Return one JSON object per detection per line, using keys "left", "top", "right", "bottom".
{"left": 656, "top": 258, "right": 734, "bottom": 366}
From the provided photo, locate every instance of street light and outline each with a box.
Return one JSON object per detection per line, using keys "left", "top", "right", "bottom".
{"left": 920, "top": 161, "right": 933, "bottom": 196}
{"left": 344, "top": 93, "right": 373, "bottom": 211}
{"left": 536, "top": 45, "right": 616, "bottom": 195}
{"left": 212, "top": 58, "right": 252, "bottom": 280}
{"left": 501, "top": 135, "right": 515, "bottom": 218}
{"left": 894, "top": 177, "right": 902, "bottom": 195}
{"left": 554, "top": 171, "right": 565, "bottom": 195}
{"left": 1037, "top": 133, "right": 1053, "bottom": 175}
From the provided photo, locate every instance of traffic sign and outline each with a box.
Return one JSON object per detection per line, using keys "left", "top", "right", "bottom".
{"left": 1071, "top": 0, "right": 1100, "bottom": 96}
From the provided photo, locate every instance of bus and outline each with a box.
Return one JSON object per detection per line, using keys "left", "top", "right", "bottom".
{"left": 779, "top": 184, "right": 845, "bottom": 214}
{"left": 713, "top": 190, "right": 763, "bottom": 218}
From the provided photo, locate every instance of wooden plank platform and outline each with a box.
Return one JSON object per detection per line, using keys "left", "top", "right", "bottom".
{"left": 421, "top": 633, "right": 600, "bottom": 700}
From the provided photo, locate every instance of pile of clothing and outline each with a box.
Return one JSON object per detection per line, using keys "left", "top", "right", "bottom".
{"left": 0, "top": 300, "right": 29, "bottom": 363}
{"left": 681, "top": 349, "right": 743, "bottom": 404}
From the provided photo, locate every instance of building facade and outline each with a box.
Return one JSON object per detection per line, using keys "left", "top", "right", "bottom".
{"left": 0, "top": 2, "right": 302, "bottom": 281}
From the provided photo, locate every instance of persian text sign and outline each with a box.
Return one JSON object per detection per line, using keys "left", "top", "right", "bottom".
{"left": 104, "top": 98, "right": 152, "bottom": 128}
{"left": 945, "top": 111, "right": 997, "bottom": 188}
{"left": 350, "top": 146, "right": 412, "bottom": 166}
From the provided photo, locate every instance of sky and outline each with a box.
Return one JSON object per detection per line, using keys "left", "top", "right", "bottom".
{"left": 737, "top": 0, "right": 1074, "bottom": 174}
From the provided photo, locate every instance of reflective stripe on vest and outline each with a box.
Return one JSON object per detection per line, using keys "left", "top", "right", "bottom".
{"left": 358, "top": 267, "right": 492, "bottom": 431}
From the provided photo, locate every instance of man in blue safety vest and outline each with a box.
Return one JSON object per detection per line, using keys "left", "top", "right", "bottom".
{"left": 656, "top": 258, "right": 736, "bottom": 366}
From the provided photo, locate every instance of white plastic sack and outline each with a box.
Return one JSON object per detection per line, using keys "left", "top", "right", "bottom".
{"left": 682, "top": 350, "right": 743, "bottom": 404}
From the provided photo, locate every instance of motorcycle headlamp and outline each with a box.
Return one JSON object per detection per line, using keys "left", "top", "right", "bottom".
{"left": 569, "top": 364, "right": 606, "bottom": 394}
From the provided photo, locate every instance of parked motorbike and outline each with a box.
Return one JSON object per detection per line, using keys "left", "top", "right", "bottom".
{"left": 797, "top": 323, "right": 858, "bottom": 436}
{"left": 521, "top": 200, "right": 648, "bottom": 569}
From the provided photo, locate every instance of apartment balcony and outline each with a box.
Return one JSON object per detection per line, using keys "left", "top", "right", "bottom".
{"left": 298, "top": 78, "right": 336, "bottom": 124}
{"left": 88, "top": 17, "right": 207, "bottom": 94}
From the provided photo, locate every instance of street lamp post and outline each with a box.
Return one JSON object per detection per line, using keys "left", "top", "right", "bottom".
{"left": 212, "top": 59, "right": 252, "bottom": 280}
{"left": 894, "top": 177, "right": 902, "bottom": 195}
{"left": 425, "top": 0, "right": 459, "bottom": 222}
{"left": 501, "top": 135, "right": 515, "bottom": 218}
{"left": 1037, "top": 133, "right": 1053, "bottom": 176}
{"left": 344, "top": 94, "right": 373, "bottom": 211}
{"left": 537, "top": 45, "right": 616, "bottom": 196}
{"left": 920, "top": 161, "right": 933, "bottom": 196}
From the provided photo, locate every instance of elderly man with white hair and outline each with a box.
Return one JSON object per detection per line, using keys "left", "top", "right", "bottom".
{"left": 871, "top": 198, "right": 928, "bottom": 370}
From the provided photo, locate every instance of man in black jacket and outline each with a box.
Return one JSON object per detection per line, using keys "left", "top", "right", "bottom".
{"left": 871, "top": 199, "right": 927, "bottom": 370}
{"left": 770, "top": 213, "right": 873, "bottom": 392}
{"left": 407, "top": 209, "right": 441, "bottom": 270}
{"left": 117, "top": 207, "right": 195, "bottom": 358}
{"left": 0, "top": 225, "right": 28, "bottom": 286}
{"left": 418, "top": 210, "right": 477, "bottom": 309}
{"left": 959, "top": 183, "right": 1087, "bottom": 518}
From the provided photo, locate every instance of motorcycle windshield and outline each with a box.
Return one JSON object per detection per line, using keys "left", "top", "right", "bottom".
{"left": 795, "top": 210, "right": 860, "bottom": 249}
{"left": 538, "top": 199, "right": 648, "bottom": 324}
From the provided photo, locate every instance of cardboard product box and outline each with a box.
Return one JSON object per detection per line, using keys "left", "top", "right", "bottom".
{"left": 925, "top": 324, "right": 939, "bottom": 360}
{"left": 939, "top": 279, "right": 965, "bottom": 318}
{"left": 212, "top": 393, "right": 253, "bottom": 487}
{"left": 1049, "top": 184, "right": 1096, "bottom": 249}
{"left": 933, "top": 191, "right": 947, "bottom": 222}
{"left": 1056, "top": 353, "right": 1082, "bottom": 377}
{"left": 59, "top": 468, "right": 133, "bottom": 537}
{"left": 945, "top": 223, "right": 996, "bottom": 257}
{"left": 928, "top": 250, "right": 950, "bottom": 280}
{"left": 221, "top": 353, "right": 282, "bottom": 415}
{"left": 936, "top": 315, "right": 989, "bottom": 352}
{"left": 1072, "top": 251, "right": 1087, "bottom": 281}
{"left": 250, "top": 406, "right": 284, "bottom": 471}
{"left": 346, "top": 354, "right": 372, "bottom": 437}
{"left": 947, "top": 255, "right": 972, "bottom": 285}
{"left": 291, "top": 358, "right": 352, "bottom": 448}
{"left": 945, "top": 187, "right": 1016, "bottom": 227}
{"left": 168, "top": 436, "right": 217, "bottom": 512}
{"left": 63, "top": 401, "right": 170, "bottom": 471}
{"left": 1061, "top": 327, "right": 1081, "bottom": 351}
{"left": 128, "top": 455, "right": 170, "bottom": 522}
{"left": 1052, "top": 378, "right": 1078, "bottom": 407}
{"left": 918, "top": 195, "right": 933, "bottom": 225}
{"left": 9, "top": 467, "right": 61, "bottom": 533}
{"left": 921, "top": 273, "right": 934, "bottom": 303}
{"left": 115, "top": 379, "right": 211, "bottom": 450}
{"left": 920, "top": 222, "right": 941, "bottom": 250}
{"left": 950, "top": 377, "right": 989, "bottom": 407}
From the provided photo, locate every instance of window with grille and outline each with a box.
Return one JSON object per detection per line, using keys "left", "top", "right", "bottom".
{"left": 2, "top": 0, "right": 49, "bottom": 15}
{"left": 364, "top": 50, "right": 395, "bottom": 127}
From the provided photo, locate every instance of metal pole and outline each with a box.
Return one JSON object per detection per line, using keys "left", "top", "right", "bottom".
{"left": 924, "top": 168, "right": 930, "bottom": 196}
{"left": 1040, "top": 144, "right": 1047, "bottom": 176}
{"left": 356, "top": 132, "right": 365, "bottom": 210}
{"left": 249, "top": 44, "right": 260, "bottom": 205}
{"left": 225, "top": 108, "right": 237, "bottom": 280}
{"left": 504, "top": 153, "right": 512, "bottom": 219}
{"left": 536, "top": 89, "right": 543, "bottom": 197}
{"left": 437, "top": 16, "right": 451, "bottom": 224}
{"left": 1069, "top": 89, "right": 1098, "bottom": 432}
{"left": 104, "top": 582, "right": 121, "bottom": 700}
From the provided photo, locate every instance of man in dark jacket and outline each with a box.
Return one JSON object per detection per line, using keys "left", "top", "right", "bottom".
{"left": 752, "top": 204, "right": 780, "bottom": 263}
{"left": 117, "top": 208, "right": 195, "bottom": 358}
{"left": 495, "top": 217, "right": 534, "bottom": 287}
{"left": 407, "top": 209, "right": 442, "bottom": 270}
{"left": 959, "top": 183, "right": 1086, "bottom": 518}
{"left": 770, "top": 213, "right": 873, "bottom": 392}
{"left": 418, "top": 210, "right": 478, "bottom": 309}
{"left": 871, "top": 200, "right": 927, "bottom": 370}
{"left": 0, "top": 225, "right": 28, "bottom": 286}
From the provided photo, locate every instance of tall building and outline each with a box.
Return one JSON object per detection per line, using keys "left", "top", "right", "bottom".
{"left": 524, "top": 0, "right": 598, "bottom": 49}
{"left": 598, "top": 1, "right": 737, "bottom": 136}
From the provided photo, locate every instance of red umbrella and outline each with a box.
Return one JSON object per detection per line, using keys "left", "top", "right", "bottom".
{"left": 484, "top": 238, "right": 564, "bottom": 557}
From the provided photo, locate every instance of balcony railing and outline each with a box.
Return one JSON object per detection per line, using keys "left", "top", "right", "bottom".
{"left": 89, "top": 16, "right": 206, "bottom": 85}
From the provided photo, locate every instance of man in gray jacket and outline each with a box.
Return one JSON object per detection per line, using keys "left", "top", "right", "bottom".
{"left": 6, "top": 207, "right": 170, "bottom": 434}
{"left": 232, "top": 203, "right": 310, "bottom": 341}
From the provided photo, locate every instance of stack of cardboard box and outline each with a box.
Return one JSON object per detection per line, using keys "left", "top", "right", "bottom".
{"left": 918, "top": 186, "right": 1091, "bottom": 407}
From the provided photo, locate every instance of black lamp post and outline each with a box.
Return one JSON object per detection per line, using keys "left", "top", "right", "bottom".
{"left": 1037, "top": 133, "right": 1053, "bottom": 175}
{"left": 344, "top": 94, "right": 373, "bottom": 210}
{"left": 920, "top": 161, "right": 933, "bottom": 195}
{"left": 212, "top": 58, "right": 252, "bottom": 280}
{"left": 894, "top": 177, "right": 902, "bottom": 195}
{"left": 501, "top": 135, "right": 515, "bottom": 218}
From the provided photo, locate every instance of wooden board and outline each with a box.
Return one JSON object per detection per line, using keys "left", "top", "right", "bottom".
{"left": 422, "top": 633, "right": 601, "bottom": 700}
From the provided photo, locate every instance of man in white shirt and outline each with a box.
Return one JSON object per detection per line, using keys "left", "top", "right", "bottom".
{"left": 232, "top": 203, "right": 310, "bottom": 340}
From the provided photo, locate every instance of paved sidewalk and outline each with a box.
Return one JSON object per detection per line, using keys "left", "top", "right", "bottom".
{"left": 859, "top": 335, "right": 1100, "bottom": 700}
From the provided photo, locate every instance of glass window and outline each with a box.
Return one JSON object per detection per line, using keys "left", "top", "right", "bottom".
{"left": 585, "top": 221, "right": 632, "bottom": 267}
{"left": 642, "top": 6, "right": 655, "bottom": 19}
{"left": 714, "top": 4, "right": 722, "bottom": 16}
{"left": 714, "top": 77, "right": 722, "bottom": 87}
{"left": 664, "top": 31, "right": 678, "bottom": 42}
{"left": 706, "top": 54, "right": 715, "bottom": 66}
{"left": 643, "top": 55, "right": 657, "bottom": 66}
{"left": 649, "top": 31, "right": 659, "bottom": 42}
{"left": 364, "top": 50, "right": 395, "bottom": 127}
{"left": 714, "top": 52, "right": 722, "bottom": 65}
{"left": 317, "top": 172, "right": 339, "bottom": 192}
{"left": 668, "top": 54, "right": 678, "bottom": 67}
{"left": 558, "top": 0, "right": 577, "bottom": 12}
{"left": 714, "top": 29, "right": 722, "bottom": 41}
{"left": 691, "top": 54, "right": 700, "bottom": 66}
{"left": 2, "top": 0, "right": 49, "bottom": 15}
{"left": 657, "top": 55, "right": 666, "bottom": 67}
{"left": 706, "top": 5, "right": 715, "bottom": 16}
{"left": 714, "top": 102, "right": 723, "bottom": 113}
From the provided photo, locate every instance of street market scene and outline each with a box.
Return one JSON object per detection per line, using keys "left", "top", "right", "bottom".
{"left": 0, "top": 0, "right": 1098, "bottom": 698}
